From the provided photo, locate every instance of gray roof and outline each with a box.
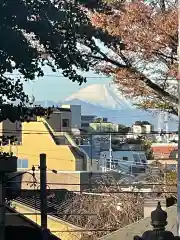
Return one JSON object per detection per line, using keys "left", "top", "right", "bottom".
{"left": 99, "top": 205, "right": 177, "bottom": 240}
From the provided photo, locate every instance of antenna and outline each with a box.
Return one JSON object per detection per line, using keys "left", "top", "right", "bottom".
{"left": 30, "top": 81, "right": 35, "bottom": 106}
{"left": 164, "top": 112, "right": 169, "bottom": 143}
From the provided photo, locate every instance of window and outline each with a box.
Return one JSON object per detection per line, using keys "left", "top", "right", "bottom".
{"left": 123, "top": 156, "right": 128, "bottom": 161}
{"left": 17, "top": 159, "right": 28, "bottom": 168}
{"left": 62, "top": 119, "right": 69, "bottom": 127}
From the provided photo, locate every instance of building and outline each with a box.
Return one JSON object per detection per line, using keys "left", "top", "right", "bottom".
{"left": 44, "top": 107, "right": 71, "bottom": 133}
{"left": 1, "top": 108, "right": 90, "bottom": 172}
{"left": 81, "top": 115, "right": 96, "bottom": 130}
{"left": 11, "top": 197, "right": 84, "bottom": 240}
{"left": 89, "top": 122, "right": 118, "bottom": 133}
{"left": 99, "top": 149, "right": 148, "bottom": 174}
{"left": 151, "top": 143, "right": 178, "bottom": 159}
{"left": 132, "top": 121, "right": 153, "bottom": 134}
{"left": 61, "top": 104, "right": 81, "bottom": 129}
{"left": 99, "top": 203, "right": 176, "bottom": 240}
{"left": 2, "top": 204, "right": 60, "bottom": 240}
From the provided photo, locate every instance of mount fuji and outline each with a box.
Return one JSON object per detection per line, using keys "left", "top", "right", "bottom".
{"left": 64, "top": 84, "right": 178, "bottom": 130}
{"left": 34, "top": 83, "right": 178, "bottom": 130}
{"left": 65, "top": 84, "right": 134, "bottom": 110}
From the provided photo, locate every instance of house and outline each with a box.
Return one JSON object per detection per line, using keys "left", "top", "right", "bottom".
{"left": 3, "top": 204, "right": 60, "bottom": 240}
{"left": 151, "top": 143, "right": 178, "bottom": 159}
{"left": 10, "top": 191, "right": 91, "bottom": 240}
{"left": 99, "top": 149, "right": 148, "bottom": 174}
{"left": 132, "top": 121, "right": 153, "bottom": 134}
{"left": 0, "top": 108, "right": 91, "bottom": 173}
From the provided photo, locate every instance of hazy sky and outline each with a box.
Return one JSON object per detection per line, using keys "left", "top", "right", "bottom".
{"left": 23, "top": 66, "right": 110, "bottom": 101}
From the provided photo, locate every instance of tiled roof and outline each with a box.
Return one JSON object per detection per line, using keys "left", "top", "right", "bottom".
{"left": 152, "top": 145, "right": 177, "bottom": 159}
{"left": 98, "top": 205, "right": 177, "bottom": 240}
{"left": 14, "top": 194, "right": 82, "bottom": 227}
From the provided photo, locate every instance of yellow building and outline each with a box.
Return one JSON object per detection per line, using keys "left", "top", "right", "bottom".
{"left": 0, "top": 108, "right": 89, "bottom": 172}
{"left": 12, "top": 201, "right": 84, "bottom": 240}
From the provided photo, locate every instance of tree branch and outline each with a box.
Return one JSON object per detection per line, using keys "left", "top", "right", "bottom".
{"left": 91, "top": 54, "right": 127, "bottom": 68}
{"left": 135, "top": 68, "right": 178, "bottom": 105}
{"left": 90, "top": 52, "right": 178, "bottom": 105}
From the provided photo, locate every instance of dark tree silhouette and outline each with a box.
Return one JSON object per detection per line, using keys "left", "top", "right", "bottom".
{"left": 0, "top": 0, "right": 120, "bottom": 122}
{"left": 0, "top": 0, "right": 93, "bottom": 120}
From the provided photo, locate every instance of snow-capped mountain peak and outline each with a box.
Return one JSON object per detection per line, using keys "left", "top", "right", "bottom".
{"left": 65, "top": 83, "right": 134, "bottom": 110}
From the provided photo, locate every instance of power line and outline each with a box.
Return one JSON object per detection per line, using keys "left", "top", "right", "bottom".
{"left": 4, "top": 73, "right": 179, "bottom": 80}
{"left": 50, "top": 228, "right": 119, "bottom": 232}
{"left": 14, "top": 153, "right": 75, "bottom": 162}
{"left": 7, "top": 181, "right": 178, "bottom": 187}
{"left": 0, "top": 129, "right": 179, "bottom": 134}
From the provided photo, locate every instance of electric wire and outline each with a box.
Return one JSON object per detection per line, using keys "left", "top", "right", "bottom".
{"left": 4, "top": 73, "right": 179, "bottom": 80}
{"left": 0, "top": 129, "right": 179, "bottom": 134}
{"left": 6, "top": 179, "right": 178, "bottom": 187}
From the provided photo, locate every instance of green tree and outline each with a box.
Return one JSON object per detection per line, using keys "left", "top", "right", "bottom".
{"left": 137, "top": 136, "right": 154, "bottom": 159}
{"left": 0, "top": 0, "right": 102, "bottom": 120}
{"left": 118, "top": 124, "right": 130, "bottom": 134}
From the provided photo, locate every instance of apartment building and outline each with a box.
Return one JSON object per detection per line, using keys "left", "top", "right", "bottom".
{"left": 1, "top": 108, "right": 88, "bottom": 172}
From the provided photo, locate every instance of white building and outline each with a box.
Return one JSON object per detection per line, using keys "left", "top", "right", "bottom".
{"left": 132, "top": 121, "right": 153, "bottom": 134}
{"left": 99, "top": 150, "right": 148, "bottom": 174}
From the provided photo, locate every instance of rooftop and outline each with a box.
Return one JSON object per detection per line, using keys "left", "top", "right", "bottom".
{"left": 99, "top": 204, "right": 177, "bottom": 240}
{"left": 13, "top": 192, "right": 83, "bottom": 227}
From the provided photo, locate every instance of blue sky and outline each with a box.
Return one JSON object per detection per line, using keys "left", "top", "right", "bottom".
{"left": 23, "top": 67, "right": 110, "bottom": 101}
{"left": 23, "top": 40, "right": 113, "bottom": 101}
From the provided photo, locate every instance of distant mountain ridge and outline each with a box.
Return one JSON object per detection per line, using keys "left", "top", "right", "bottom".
{"left": 34, "top": 84, "right": 178, "bottom": 130}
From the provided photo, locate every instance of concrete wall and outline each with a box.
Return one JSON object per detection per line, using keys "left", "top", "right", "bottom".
{"left": 8, "top": 171, "right": 123, "bottom": 192}
{"left": 62, "top": 105, "right": 81, "bottom": 129}
{"left": 12, "top": 201, "right": 83, "bottom": 240}
{"left": 2, "top": 121, "right": 78, "bottom": 171}
{"left": 0, "top": 120, "right": 22, "bottom": 144}
{"left": 45, "top": 111, "right": 71, "bottom": 133}
{"left": 18, "top": 171, "right": 81, "bottom": 192}
{"left": 61, "top": 111, "right": 72, "bottom": 132}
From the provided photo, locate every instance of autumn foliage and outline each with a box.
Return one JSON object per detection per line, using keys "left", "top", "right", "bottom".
{"left": 87, "top": 0, "right": 178, "bottom": 114}
{"left": 60, "top": 168, "right": 176, "bottom": 239}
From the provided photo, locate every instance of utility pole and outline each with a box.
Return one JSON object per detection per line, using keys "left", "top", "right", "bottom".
{"left": 40, "top": 153, "right": 48, "bottom": 240}
{"left": 90, "top": 134, "right": 93, "bottom": 191}
{"left": 109, "top": 133, "right": 112, "bottom": 170}
{"left": 0, "top": 154, "right": 17, "bottom": 240}
{"left": 0, "top": 173, "right": 5, "bottom": 240}
{"left": 177, "top": 0, "right": 180, "bottom": 234}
